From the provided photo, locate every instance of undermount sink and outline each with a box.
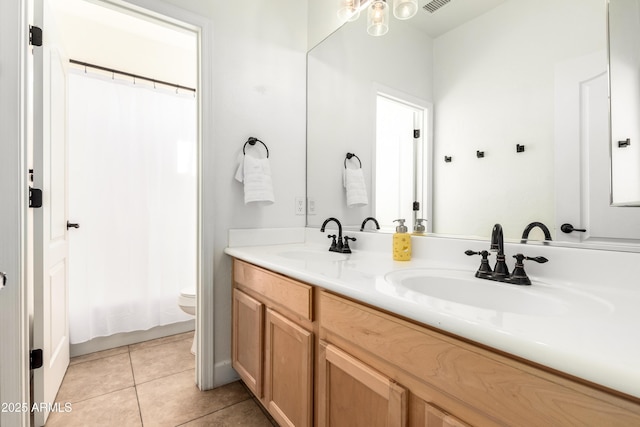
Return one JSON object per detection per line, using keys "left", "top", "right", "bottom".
{"left": 384, "top": 268, "right": 612, "bottom": 316}
{"left": 278, "top": 249, "right": 348, "bottom": 262}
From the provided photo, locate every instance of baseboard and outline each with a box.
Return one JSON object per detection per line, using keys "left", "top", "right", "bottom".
{"left": 213, "top": 358, "right": 239, "bottom": 388}
{"left": 70, "top": 320, "right": 195, "bottom": 357}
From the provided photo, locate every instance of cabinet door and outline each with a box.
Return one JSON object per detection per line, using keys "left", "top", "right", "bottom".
{"left": 264, "top": 308, "right": 313, "bottom": 427}
{"left": 422, "top": 401, "right": 470, "bottom": 427}
{"left": 318, "top": 342, "right": 407, "bottom": 427}
{"left": 232, "top": 289, "right": 264, "bottom": 397}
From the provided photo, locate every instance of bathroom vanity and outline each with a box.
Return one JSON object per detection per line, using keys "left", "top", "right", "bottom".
{"left": 226, "top": 231, "right": 640, "bottom": 426}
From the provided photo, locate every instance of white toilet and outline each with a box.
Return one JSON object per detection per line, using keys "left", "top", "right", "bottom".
{"left": 178, "top": 287, "right": 197, "bottom": 355}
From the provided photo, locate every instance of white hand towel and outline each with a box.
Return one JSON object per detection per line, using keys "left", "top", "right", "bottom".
{"left": 343, "top": 167, "right": 368, "bottom": 207}
{"left": 235, "top": 153, "right": 275, "bottom": 204}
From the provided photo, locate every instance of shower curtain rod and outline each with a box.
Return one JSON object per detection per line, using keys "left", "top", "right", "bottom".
{"left": 69, "top": 59, "right": 196, "bottom": 93}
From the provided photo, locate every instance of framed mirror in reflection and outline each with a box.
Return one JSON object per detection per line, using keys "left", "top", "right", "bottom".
{"left": 609, "top": 0, "right": 640, "bottom": 206}
{"left": 307, "top": 0, "right": 640, "bottom": 247}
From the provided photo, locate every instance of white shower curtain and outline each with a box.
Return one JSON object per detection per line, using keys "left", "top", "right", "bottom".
{"left": 68, "top": 70, "right": 196, "bottom": 344}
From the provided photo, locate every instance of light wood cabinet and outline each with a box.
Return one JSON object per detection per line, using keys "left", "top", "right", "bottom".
{"left": 231, "top": 257, "right": 640, "bottom": 426}
{"left": 265, "top": 308, "right": 313, "bottom": 427}
{"left": 232, "top": 259, "right": 314, "bottom": 427}
{"left": 319, "top": 290, "right": 640, "bottom": 426}
{"left": 419, "top": 401, "right": 470, "bottom": 427}
{"left": 231, "top": 289, "right": 264, "bottom": 397}
{"left": 318, "top": 341, "right": 407, "bottom": 427}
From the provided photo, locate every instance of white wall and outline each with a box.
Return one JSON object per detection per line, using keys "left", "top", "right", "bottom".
{"left": 307, "top": 0, "right": 344, "bottom": 50}
{"left": 432, "top": 0, "right": 605, "bottom": 239}
{"left": 157, "top": 0, "right": 308, "bottom": 383}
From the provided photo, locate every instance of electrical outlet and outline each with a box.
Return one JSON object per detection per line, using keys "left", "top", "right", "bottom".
{"left": 295, "top": 197, "right": 306, "bottom": 215}
{"left": 307, "top": 197, "right": 316, "bottom": 215}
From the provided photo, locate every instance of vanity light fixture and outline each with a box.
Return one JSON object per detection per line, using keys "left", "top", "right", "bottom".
{"left": 393, "top": 0, "right": 418, "bottom": 20}
{"left": 337, "top": 0, "right": 362, "bottom": 22}
{"left": 341, "top": 0, "right": 418, "bottom": 36}
{"left": 368, "top": 0, "right": 390, "bottom": 36}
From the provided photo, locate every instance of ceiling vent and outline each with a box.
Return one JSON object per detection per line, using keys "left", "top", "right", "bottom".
{"left": 423, "top": 0, "right": 451, "bottom": 13}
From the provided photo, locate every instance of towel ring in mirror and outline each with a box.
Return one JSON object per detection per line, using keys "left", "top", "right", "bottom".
{"left": 345, "top": 152, "right": 362, "bottom": 168}
{"left": 243, "top": 137, "right": 270, "bottom": 158}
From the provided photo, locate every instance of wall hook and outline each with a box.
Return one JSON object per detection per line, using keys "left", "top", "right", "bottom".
{"left": 476, "top": 150, "right": 485, "bottom": 158}
{"left": 516, "top": 144, "right": 525, "bottom": 153}
{"left": 444, "top": 156, "right": 452, "bottom": 163}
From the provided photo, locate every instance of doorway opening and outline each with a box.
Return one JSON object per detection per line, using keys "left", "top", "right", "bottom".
{"left": 31, "top": 1, "right": 213, "bottom": 423}
{"left": 52, "top": 0, "right": 199, "bottom": 353}
{"left": 374, "top": 92, "right": 432, "bottom": 232}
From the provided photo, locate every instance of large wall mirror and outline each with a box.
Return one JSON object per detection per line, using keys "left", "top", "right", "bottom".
{"left": 307, "top": 0, "right": 640, "bottom": 246}
{"left": 307, "top": 12, "right": 433, "bottom": 233}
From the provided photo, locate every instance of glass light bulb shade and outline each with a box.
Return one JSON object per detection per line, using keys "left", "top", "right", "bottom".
{"left": 393, "top": 0, "right": 418, "bottom": 20}
{"left": 337, "top": 0, "right": 361, "bottom": 22}
{"left": 348, "top": 9, "right": 361, "bottom": 22}
{"left": 367, "top": 0, "right": 389, "bottom": 36}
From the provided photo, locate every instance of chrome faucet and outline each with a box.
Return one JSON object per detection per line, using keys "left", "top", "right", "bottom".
{"left": 520, "top": 222, "right": 552, "bottom": 244}
{"left": 360, "top": 217, "right": 380, "bottom": 231}
{"left": 466, "top": 223, "right": 548, "bottom": 285}
{"left": 321, "top": 217, "right": 355, "bottom": 253}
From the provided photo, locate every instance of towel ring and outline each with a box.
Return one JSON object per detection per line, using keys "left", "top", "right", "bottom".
{"left": 344, "top": 152, "right": 362, "bottom": 169}
{"left": 243, "top": 137, "right": 270, "bottom": 158}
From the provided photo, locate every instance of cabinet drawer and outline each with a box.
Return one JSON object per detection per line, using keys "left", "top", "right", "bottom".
{"left": 320, "top": 291, "right": 640, "bottom": 426}
{"left": 233, "top": 259, "right": 313, "bottom": 321}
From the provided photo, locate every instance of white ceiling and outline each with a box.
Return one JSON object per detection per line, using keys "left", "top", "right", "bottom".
{"left": 52, "top": 0, "right": 507, "bottom": 52}
{"left": 406, "top": 0, "right": 509, "bottom": 38}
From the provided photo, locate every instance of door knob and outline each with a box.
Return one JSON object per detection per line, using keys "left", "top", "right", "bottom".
{"left": 560, "top": 223, "right": 586, "bottom": 233}
{"left": 66, "top": 221, "right": 80, "bottom": 229}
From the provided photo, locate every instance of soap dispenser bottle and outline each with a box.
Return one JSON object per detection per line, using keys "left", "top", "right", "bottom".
{"left": 393, "top": 219, "right": 412, "bottom": 261}
{"left": 413, "top": 218, "right": 427, "bottom": 236}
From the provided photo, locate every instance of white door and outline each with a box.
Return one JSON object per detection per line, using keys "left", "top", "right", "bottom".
{"left": 32, "top": 0, "right": 70, "bottom": 425}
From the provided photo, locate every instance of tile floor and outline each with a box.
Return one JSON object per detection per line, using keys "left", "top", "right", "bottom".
{"left": 45, "top": 332, "right": 277, "bottom": 427}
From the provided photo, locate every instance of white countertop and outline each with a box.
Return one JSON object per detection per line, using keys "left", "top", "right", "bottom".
{"left": 224, "top": 228, "right": 640, "bottom": 400}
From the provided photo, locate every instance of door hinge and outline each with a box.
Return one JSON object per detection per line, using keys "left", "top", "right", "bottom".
{"left": 30, "top": 349, "right": 43, "bottom": 370}
{"left": 414, "top": 129, "right": 420, "bottom": 139}
{"left": 29, "top": 26, "right": 43, "bottom": 47}
{"left": 29, "top": 187, "right": 43, "bottom": 208}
